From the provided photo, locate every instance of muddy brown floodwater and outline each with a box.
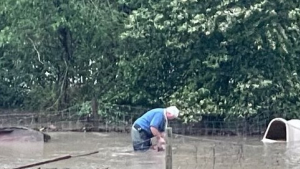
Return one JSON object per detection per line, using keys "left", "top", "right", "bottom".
{"left": 0, "top": 132, "right": 300, "bottom": 169}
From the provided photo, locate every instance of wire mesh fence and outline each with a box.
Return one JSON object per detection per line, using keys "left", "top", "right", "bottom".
{"left": 169, "top": 134, "right": 290, "bottom": 169}
{"left": 0, "top": 105, "right": 297, "bottom": 169}
{"left": 0, "top": 104, "right": 149, "bottom": 132}
{"left": 0, "top": 104, "right": 273, "bottom": 137}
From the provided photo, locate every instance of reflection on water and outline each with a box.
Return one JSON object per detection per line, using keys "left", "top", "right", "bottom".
{"left": 172, "top": 135, "right": 300, "bottom": 169}
{"left": 0, "top": 142, "right": 44, "bottom": 169}
{"left": 260, "top": 141, "right": 300, "bottom": 169}
{"left": 284, "top": 141, "right": 300, "bottom": 169}
{"left": 0, "top": 132, "right": 164, "bottom": 169}
{"left": 0, "top": 132, "right": 300, "bottom": 169}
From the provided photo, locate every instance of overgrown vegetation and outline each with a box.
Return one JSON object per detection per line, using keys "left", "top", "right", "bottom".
{"left": 1, "top": 0, "right": 300, "bottom": 123}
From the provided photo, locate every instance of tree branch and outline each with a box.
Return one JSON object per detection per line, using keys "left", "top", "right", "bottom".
{"left": 28, "top": 37, "right": 43, "bottom": 64}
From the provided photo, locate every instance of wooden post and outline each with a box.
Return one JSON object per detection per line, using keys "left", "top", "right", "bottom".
{"left": 91, "top": 97, "right": 99, "bottom": 130}
{"left": 165, "top": 127, "right": 173, "bottom": 169}
{"left": 13, "top": 151, "right": 99, "bottom": 169}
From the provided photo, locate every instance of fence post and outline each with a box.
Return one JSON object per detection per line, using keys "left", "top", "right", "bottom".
{"left": 91, "top": 97, "right": 99, "bottom": 131}
{"left": 165, "top": 127, "right": 173, "bottom": 169}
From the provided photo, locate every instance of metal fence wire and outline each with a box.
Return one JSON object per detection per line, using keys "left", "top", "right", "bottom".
{"left": 0, "top": 105, "right": 274, "bottom": 136}
{"left": 0, "top": 106, "right": 296, "bottom": 169}
{"left": 168, "top": 134, "right": 290, "bottom": 169}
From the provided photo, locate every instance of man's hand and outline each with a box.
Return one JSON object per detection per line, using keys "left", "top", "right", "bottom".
{"left": 158, "top": 137, "right": 166, "bottom": 145}
{"left": 151, "top": 144, "right": 165, "bottom": 151}
{"left": 150, "top": 127, "right": 166, "bottom": 151}
{"left": 156, "top": 137, "right": 166, "bottom": 151}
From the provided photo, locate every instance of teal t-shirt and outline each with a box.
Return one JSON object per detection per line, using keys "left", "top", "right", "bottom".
{"left": 134, "top": 108, "right": 166, "bottom": 137}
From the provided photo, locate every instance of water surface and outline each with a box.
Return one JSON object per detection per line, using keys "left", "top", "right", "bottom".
{"left": 0, "top": 132, "right": 299, "bottom": 169}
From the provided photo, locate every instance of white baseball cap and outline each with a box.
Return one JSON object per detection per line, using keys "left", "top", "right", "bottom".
{"left": 166, "top": 106, "right": 179, "bottom": 118}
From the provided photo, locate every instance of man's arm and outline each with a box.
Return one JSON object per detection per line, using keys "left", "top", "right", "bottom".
{"left": 150, "top": 112, "right": 165, "bottom": 139}
{"left": 150, "top": 126, "right": 163, "bottom": 140}
{"left": 150, "top": 126, "right": 166, "bottom": 151}
{"left": 149, "top": 111, "right": 167, "bottom": 147}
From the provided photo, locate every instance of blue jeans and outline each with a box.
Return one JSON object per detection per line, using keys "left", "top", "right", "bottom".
{"left": 131, "top": 125, "right": 152, "bottom": 151}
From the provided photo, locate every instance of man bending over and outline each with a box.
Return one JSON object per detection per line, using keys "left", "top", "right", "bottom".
{"left": 131, "top": 106, "right": 179, "bottom": 151}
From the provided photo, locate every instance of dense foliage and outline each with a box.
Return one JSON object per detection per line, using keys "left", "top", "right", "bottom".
{"left": 1, "top": 0, "right": 300, "bottom": 123}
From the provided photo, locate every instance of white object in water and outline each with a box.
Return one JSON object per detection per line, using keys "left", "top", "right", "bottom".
{"left": 262, "top": 118, "right": 300, "bottom": 143}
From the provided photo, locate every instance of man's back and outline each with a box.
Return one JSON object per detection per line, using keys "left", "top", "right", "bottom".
{"left": 134, "top": 108, "right": 165, "bottom": 136}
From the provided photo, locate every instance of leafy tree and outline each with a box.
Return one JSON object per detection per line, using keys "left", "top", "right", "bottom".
{"left": 0, "top": 0, "right": 125, "bottom": 111}
{"left": 120, "top": 0, "right": 300, "bottom": 122}
{"left": 1, "top": 0, "right": 300, "bottom": 124}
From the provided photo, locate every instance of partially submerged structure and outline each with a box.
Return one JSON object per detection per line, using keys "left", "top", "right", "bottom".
{"left": 0, "top": 126, "right": 50, "bottom": 142}
{"left": 262, "top": 118, "right": 300, "bottom": 143}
